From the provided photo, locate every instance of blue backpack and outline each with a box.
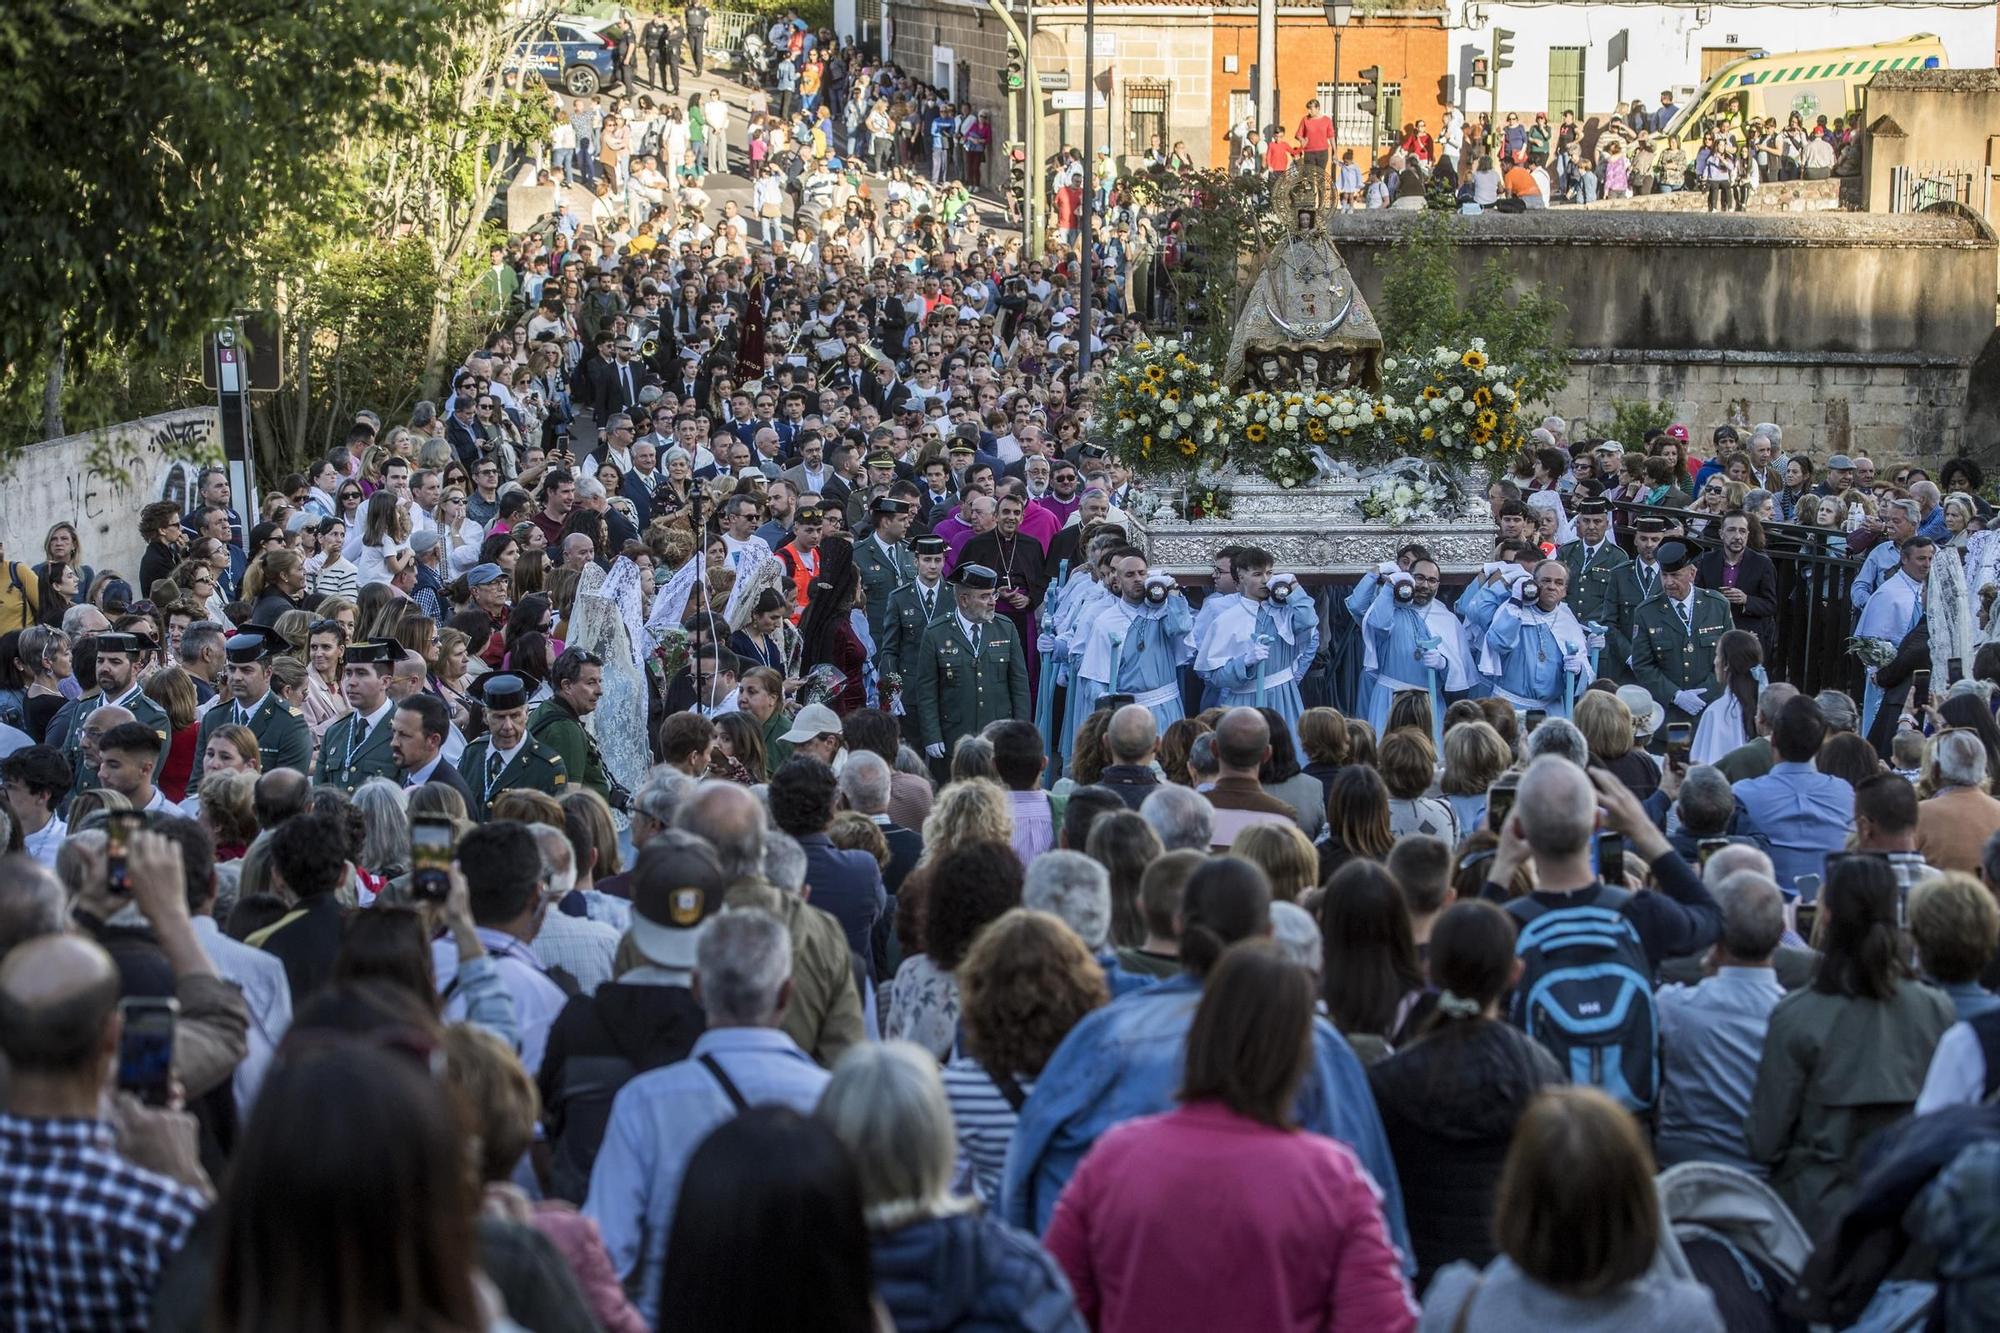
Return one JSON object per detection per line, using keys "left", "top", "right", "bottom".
{"left": 1508, "top": 888, "right": 1659, "bottom": 1112}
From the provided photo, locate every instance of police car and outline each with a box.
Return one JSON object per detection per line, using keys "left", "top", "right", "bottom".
{"left": 510, "top": 15, "right": 620, "bottom": 97}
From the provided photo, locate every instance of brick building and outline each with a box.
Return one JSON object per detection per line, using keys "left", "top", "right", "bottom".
{"left": 886, "top": 0, "right": 1450, "bottom": 171}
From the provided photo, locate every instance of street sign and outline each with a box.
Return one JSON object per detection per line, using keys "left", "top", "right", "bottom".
{"left": 1092, "top": 31, "right": 1116, "bottom": 58}
{"left": 1039, "top": 69, "right": 1071, "bottom": 90}
{"left": 1049, "top": 90, "right": 1107, "bottom": 111}
{"left": 201, "top": 311, "right": 281, "bottom": 391}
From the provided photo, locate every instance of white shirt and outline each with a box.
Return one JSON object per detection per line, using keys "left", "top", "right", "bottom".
{"left": 433, "top": 926, "right": 569, "bottom": 1074}
{"left": 955, "top": 611, "right": 986, "bottom": 646}
{"left": 23, "top": 816, "right": 66, "bottom": 869}
{"left": 403, "top": 752, "right": 445, "bottom": 787}
{"left": 193, "top": 915, "right": 292, "bottom": 1113}
{"left": 141, "top": 789, "right": 185, "bottom": 817}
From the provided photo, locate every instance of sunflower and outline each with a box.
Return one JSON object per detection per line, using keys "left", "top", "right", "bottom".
{"left": 1306, "top": 421, "right": 1326, "bottom": 443}
{"left": 1461, "top": 350, "right": 1488, "bottom": 370}
{"left": 1245, "top": 423, "right": 1268, "bottom": 443}
{"left": 1144, "top": 365, "right": 1166, "bottom": 384}
{"left": 1421, "top": 385, "right": 1441, "bottom": 401}
{"left": 1179, "top": 439, "right": 1197, "bottom": 456}
{"left": 1373, "top": 403, "right": 1388, "bottom": 419}
{"left": 1471, "top": 427, "right": 1492, "bottom": 445}
{"left": 1473, "top": 386, "right": 1493, "bottom": 406}
{"left": 1420, "top": 425, "right": 1437, "bottom": 441}
{"left": 1476, "top": 409, "right": 1499, "bottom": 431}
{"left": 1163, "top": 388, "right": 1180, "bottom": 404}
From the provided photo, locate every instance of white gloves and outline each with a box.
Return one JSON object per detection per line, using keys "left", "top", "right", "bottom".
{"left": 1420, "top": 649, "right": 1448, "bottom": 670}
{"left": 1388, "top": 571, "right": 1415, "bottom": 593}
{"left": 1481, "top": 561, "right": 1506, "bottom": 579}
{"left": 1587, "top": 631, "right": 1606, "bottom": 650}
{"left": 1036, "top": 633, "right": 1055, "bottom": 653}
{"left": 925, "top": 742, "right": 946, "bottom": 759}
{"left": 1244, "top": 641, "right": 1271, "bottom": 665}
{"left": 1376, "top": 561, "right": 1398, "bottom": 577}
{"left": 1674, "top": 689, "right": 1709, "bottom": 716}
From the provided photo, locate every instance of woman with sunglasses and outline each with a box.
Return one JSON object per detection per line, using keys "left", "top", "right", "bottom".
{"left": 336, "top": 481, "right": 366, "bottom": 525}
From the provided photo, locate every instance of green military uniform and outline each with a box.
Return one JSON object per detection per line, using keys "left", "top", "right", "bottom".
{"left": 529, "top": 698, "right": 608, "bottom": 801}
{"left": 878, "top": 576, "right": 950, "bottom": 682}
{"left": 1601, "top": 557, "right": 1665, "bottom": 685}
{"left": 908, "top": 611, "right": 1030, "bottom": 756}
{"left": 1630, "top": 587, "right": 1734, "bottom": 725}
{"left": 1558, "top": 536, "right": 1630, "bottom": 630}
{"left": 457, "top": 732, "right": 569, "bottom": 820}
{"left": 58, "top": 684, "right": 172, "bottom": 797}
{"left": 192, "top": 691, "right": 311, "bottom": 785}
{"left": 314, "top": 704, "right": 401, "bottom": 792}
{"left": 854, "top": 529, "right": 917, "bottom": 645}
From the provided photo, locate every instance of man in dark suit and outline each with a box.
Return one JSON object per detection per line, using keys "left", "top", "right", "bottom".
{"left": 769, "top": 754, "right": 885, "bottom": 974}
{"left": 390, "top": 694, "right": 476, "bottom": 808}
{"left": 593, "top": 337, "right": 653, "bottom": 426}
{"left": 1697, "top": 509, "right": 1779, "bottom": 663}
{"left": 444, "top": 394, "right": 489, "bottom": 471}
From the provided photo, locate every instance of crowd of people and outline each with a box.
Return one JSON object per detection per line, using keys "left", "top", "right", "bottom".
{"left": 1231, "top": 92, "right": 1861, "bottom": 213}
{"left": 2, "top": 18, "right": 1998, "bottom": 1333}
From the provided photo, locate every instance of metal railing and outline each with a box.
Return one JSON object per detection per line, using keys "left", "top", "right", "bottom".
{"left": 705, "top": 8, "right": 758, "bottom": 62}
{"left": 1888, "top": 161, "right": 1990, "bottom": 216}
{"left": 1608, "top": 499, "right": 1865, "bottom": 697}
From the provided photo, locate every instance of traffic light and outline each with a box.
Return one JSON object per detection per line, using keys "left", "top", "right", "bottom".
{"left": 1356, "top": 65, "right": 1380, "bottom": 108}
{"left": 1004, "top": 42, "right": 1025, "bottom": 92}
{"left": 1470, "top": 55, "right": 1489, "bottom": 90}
{"left": 1493, "top": 28, "right": 1516, "bottom": 71}
{"left": 1007, "top": 142, "right": 1027, "bottom": 200}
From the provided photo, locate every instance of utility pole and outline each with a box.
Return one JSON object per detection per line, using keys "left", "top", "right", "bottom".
{"left": 987, "top": 0, "right": 1044, "bottom": 256}
{"left": 1255, "top": 0, "right": 1276, "bottom": 139}
{"left": 1078, "top": 0, "right": 1096, "bottom": 370}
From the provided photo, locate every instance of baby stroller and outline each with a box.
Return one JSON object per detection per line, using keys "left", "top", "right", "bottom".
{"left": 1653, "top": 1161, "right": 1814, "bottom": 1333}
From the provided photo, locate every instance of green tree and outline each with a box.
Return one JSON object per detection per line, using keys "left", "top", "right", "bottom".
{"left": 0, "top": 0, "right": 457, "bottom": 441}
{"left": 1120, "top": 170, "right": 1288, "bottom": 369}
{"left": 1376, "top": 211, "right": 1570, "bottom": 410}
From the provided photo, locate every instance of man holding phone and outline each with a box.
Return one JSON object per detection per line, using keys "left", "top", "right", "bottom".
{"left": 0, "top": 931, "right": 206, "bottom": 1318}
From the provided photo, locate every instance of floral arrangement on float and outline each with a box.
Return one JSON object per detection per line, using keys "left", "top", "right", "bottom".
{"left": 1384, "top": 338, "right": 1528, "bottom": 466}
{"left": 1097, "top": 335, "right": 1522, "bottom": 523}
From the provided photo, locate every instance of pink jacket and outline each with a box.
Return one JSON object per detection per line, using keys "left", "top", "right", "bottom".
{"left": 1044, "top": 1102, "right": 1417, "bottom": 1333}
{"left": 531, "top": 1204, "right": 649, "bottom": 1333}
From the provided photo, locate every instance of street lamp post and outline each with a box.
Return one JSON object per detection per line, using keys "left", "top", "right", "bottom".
{"left": 1323, "top": 0, "right": 1353, "bottom": 159}
{"left": 1078, "top": 0, "right": 1097, "bottom": 371}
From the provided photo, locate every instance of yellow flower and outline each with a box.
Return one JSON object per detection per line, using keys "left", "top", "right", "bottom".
{"left": 1471, "top": 427, "right": 1492, "bottom": 445}
{"left": 1179, "top": 439, "right": 1197, "bottom": 456}
{"left": 1461, "top": 350, "right": 1488, "bottom": 370}
{"left": 1421, "top": 426, "right": 1436, "bottom": 441}
{"left": 1473, "top": 386, "right": 1493, "bottom": 406}
{"left": 1373, "top": 404, "right": 1388, "bottom": 419}
{"left": 1306, "top": 421, "right": 1326, "bottom": 442}
{"left": 1164, "top": 389, "right": 1180, "bottom": 404}
{"left": 1245, "top": 424, "right": 1268, "bottom": 444}
{"left": 1144, "top": 365, "right": 1166, "bottom": 384}
{"left": 1476, "top": 409, "right": 1499, "bottom": 431}
{"left": 1421, "top": 386, "right": 1441, "bottom": 400}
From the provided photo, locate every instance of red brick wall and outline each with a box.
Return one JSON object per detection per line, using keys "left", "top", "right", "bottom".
{"left": 1208, "top": 15, "right": 1448, "bottom": 169}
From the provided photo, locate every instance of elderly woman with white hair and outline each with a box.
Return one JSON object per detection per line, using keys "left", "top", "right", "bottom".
{"left": 819, "top": 1040, "right": 1085, "bottom": 1329}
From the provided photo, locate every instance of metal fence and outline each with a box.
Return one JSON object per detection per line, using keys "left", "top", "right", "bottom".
{"left": 1608, "top": 500, "right": 1865, "bottom": 698}
{"left": 706, "top": 8, "right": 758, "bottom": 63}
{"left": 1888, "top": 161, "right": 1991, "bottom": 216}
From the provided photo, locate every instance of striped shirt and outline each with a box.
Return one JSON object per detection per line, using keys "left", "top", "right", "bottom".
{"left": 942, "top": 1058, "right": 1035, "bottom": 1207}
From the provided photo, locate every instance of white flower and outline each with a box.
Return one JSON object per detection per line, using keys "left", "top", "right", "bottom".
{"left": 1462, "top": 402, "right": 1476, "bottom": 416}
{"left": 1177, "top": 412, "right": 1192, "bottom": 427}
{"left": 1447, "top": 386, "right": 1464, "bottom": 402}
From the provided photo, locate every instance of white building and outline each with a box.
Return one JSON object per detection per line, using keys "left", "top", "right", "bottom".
{"left": 1447, "top": 3, "right": 1996, "bottom": 121}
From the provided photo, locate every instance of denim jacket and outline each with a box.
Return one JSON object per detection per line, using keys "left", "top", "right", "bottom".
{"left": 1000, "top": 975, "right": 1411, "bottom": 1268}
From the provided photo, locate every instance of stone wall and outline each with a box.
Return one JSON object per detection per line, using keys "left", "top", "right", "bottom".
{"left": 1549, "top": 353, "right": 1968, "bottom": 458}
{"left": 1322, "top": 209, "right": 1998, "bottom": 462}
{"left": 1592, "top": 178, "right": 1854, "bottom": 214}
{"left": 0, "top": 408, "right": 220, "bottom": 582}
